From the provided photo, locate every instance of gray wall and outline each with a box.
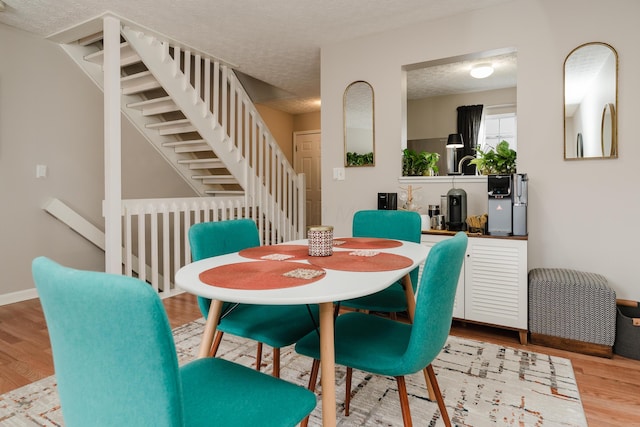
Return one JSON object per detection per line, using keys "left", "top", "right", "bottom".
{"left": 320, "top": 0, "right": 640, "bottom": 300}
{"left": 0, "top": 24, "right": 196, "bottom": 303}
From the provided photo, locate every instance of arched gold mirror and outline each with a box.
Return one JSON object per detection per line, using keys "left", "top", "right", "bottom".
{"left": 564, "top": 42, "right": 618, "bottom": 159}
{"left": 344, "top": 81, "right": 375, "bottom": 167}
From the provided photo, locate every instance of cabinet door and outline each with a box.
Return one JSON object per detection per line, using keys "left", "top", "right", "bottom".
{"left": 464, "top": 238, "right": 527, "bottom": 329}
{"left": 420, "top": 235, "right": 465, "bottom": 319}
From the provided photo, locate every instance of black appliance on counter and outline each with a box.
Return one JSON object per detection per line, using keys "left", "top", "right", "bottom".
{"left": 377, "top": 192, "right": 398, "bottom": 210}
{"left": 446, "top": 187, "right": 467, "bottom": 231}
{"left": 487, "top": 174, "right": 528, "bottom": 236}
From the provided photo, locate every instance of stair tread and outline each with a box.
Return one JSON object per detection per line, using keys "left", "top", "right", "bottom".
{"left": 204, "top": 190, "right": 245, "bottom": 195}
{"left": 85, "top": 42, "right": 140, "bottom": 67}
{"left": 121, "top": 71, "right": 161, "bottom": 95}
{"left": 178, "top": 158, "right": 222, "bottom": 164}
{"left": 162, "top": 139, "right": 207, "bottom": 147}
{"left": 146, "top": 118, "right": 192, "bottom": 129}
{"left": 127, "top": 96, "right": 179, "bottom": 115}
{"left": 77, "top": 32, "right": 103, "bottom": 47}
{"left": 175, "top": 145, "right": 211, "bottom": 153}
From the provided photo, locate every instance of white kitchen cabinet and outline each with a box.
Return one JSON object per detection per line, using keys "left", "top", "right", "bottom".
{"left": 419, "top": 234, "right": 465, "bottom": 319}
{"left": 420, "top": 233, "right": 528, "bottom": 344}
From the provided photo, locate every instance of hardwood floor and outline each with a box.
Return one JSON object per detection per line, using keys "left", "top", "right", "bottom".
{"left": 1, "top": 293, "right": 639, "bottom": 426}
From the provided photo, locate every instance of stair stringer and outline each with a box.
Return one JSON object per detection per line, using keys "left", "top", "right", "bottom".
{"left": 59, "top": 41, "right": 214, "bottom": 196}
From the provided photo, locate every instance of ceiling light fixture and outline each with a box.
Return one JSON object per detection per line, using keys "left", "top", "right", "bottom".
{"left": 470, "top": 64, "right": 494, "bottom": 79}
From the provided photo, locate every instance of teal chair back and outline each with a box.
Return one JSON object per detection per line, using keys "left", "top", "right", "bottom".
{"left": 402, "top": 232, "right": 467, "bottom": 373}
{"left": 352, "top": 209, "right": 422, "bottom": 290}
{"left": 352, "top": 210, "right": 422, "bottom": 242}
{"left": 189, "top": 219, "right": 260, "bottom": 261}
{"left": 189, "top": 219, "right": 261, "bottom": 316}
{"left": 32, "top": 256, "right": 184, "bottom": 426}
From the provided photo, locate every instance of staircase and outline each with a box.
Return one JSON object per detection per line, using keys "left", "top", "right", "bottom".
{"left": 58, "top": 21, "right": 305, "bottom": 243}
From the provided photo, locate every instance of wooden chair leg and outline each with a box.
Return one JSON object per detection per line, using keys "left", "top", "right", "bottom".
{"left": 272, "top": 347, "right": 281, "bottom": 378}
{"left": 425, "top": 364, "right": 451, "bottom": 427}
{"left": 300, "top": 359, "right": 321, "bottom": 427}
{"left": 255, "top": 342, "right": 263, "bottom": 371}
{"left": 208, "top": 330, "right": 224, "bottom": 357}
{"left": 395, "top": 376, "right": 413, "bottom": 427}
{"left": 422, "top": 366, "right": 437, "bottom": 401}
{"left": 308, "top": 359, "right": 320, "bottom": 392}
{"left": 345, "top": 367, "right": 353, "bottom": 416}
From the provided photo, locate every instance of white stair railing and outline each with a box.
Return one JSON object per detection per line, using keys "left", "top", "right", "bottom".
{"left": 122, "top": 196, "right": 246, "bottom": 296}
{"left": 44, "top": 196, "right": 249, "bottom": 298}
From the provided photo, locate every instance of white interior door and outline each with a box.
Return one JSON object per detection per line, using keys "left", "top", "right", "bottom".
{"left": 294, "top": 131, "right": 321, "bottom": 227}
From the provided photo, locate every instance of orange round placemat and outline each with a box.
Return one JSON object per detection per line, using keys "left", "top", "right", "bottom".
{"left": 199, "top": 261, "right": 325, "bottom": 290}
{"left": 238, "top": 245, "right": 310, "bottom": 261}
{"left": 308, "top": 251, "right": 412, "bottom": 272}
{"left": 333, "top": 237, "right": 403, "bottom": 249}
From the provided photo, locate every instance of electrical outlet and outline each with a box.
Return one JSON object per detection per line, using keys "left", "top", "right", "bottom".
{"left": 333, "top": 167, "right": 345, "bottom": 181}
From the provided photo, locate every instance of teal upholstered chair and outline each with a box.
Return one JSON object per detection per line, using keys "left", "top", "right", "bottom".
{"left": 32, "top": 256, "right": 316, "bottom": 427}
{"left": 341, "top": 210, "right": 423, "bottom": 317}
{"left": 189, "top": 219, "right": 319, "bottom": 377}
{"left": 296, "top": 232, "right": 468, "bottom": 427}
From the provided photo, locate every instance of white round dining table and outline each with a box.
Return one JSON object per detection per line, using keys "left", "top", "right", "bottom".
{"left": 175, "top": 238, "right": 428, "bottom": 427}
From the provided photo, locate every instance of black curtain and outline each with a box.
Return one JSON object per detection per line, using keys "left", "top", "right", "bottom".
{"left": 457, "top": 105, "right": 484, "bottom": 175}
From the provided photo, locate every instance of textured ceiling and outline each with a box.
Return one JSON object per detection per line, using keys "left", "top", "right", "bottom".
{"left": 0, "top": 0, "right": 516, "bottom": 114}
{"left": 407, "top": 51, "right": 518, "bottom": 100}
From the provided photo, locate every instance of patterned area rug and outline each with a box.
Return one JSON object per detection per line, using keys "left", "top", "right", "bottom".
{"left": 0, "top": 318, "right": 587, "bottom": 426}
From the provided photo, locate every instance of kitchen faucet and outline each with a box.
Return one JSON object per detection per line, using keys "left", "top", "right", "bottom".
{"left": 457, "top": 155, "right": 476, "bottom": 175}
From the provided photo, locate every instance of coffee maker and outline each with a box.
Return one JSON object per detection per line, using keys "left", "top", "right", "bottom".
{"left": 446, "top": 187, "right": 467, "bottom": 231}
{"left": 487, "top": 174, "right": 528, "bottom": 236}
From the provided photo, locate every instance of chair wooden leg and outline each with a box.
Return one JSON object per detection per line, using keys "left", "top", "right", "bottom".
{"left": 255, "top": 342, "right": 263, "bottom": 371}
{"left": 308, "top": 359, "right": 320, "bottom": 392}
{"left": 208, "top": 330, "right": 224, "bottom": 357}
{"left": 272, "top": 347, "right": 281, "bottom": 378}
{"left": 345, "top": 367, "right": 353, "bottom": 416}
{"left": 395, "top": 376, "right": 413, "bottom": 427}
{"left": 300, "top": 359, "right": 321, "bottom": 427}
{"left": 425, "top": 364, "right": 451, "bottom": 427}
{"left": 422, "top": 367, "right": 437, "bottom": 401}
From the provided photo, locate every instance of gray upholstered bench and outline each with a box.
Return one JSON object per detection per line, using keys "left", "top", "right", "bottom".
{"left": 528, "top": 268, "right": 616, "bottom": 357}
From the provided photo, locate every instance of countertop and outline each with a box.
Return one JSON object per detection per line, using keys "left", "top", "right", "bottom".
{"left": 422, "top": 229, "right": 528, "bottom": 240}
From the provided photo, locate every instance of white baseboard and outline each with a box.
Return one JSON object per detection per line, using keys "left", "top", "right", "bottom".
{"left": 0, "top": 288, "right": 39, "bottom": 306}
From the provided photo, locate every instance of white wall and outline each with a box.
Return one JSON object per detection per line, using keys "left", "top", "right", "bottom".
{"left": 0, "top": 24, "right": 196, "bottom": 302}
{"left": 321, "top": 0, "right": 640, "bottom": 299}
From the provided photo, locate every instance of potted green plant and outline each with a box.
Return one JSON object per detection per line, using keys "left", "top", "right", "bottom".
{"left": 402, "top": 149, "right": 440, "bottom": 176}
{"left": 346, "top": 151, "right": 374, "bottom": 166}
{"left": 469, "top": 140, "right": 516, "bottom": 175}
